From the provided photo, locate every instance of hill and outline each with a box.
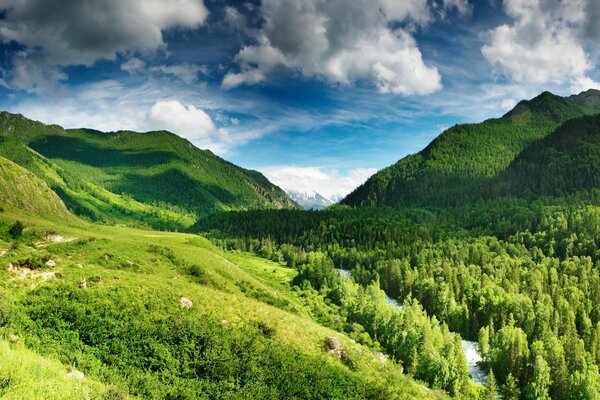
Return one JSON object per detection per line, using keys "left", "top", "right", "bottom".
{"left": 0, "top": 156, "right": 72, "bottom": 220}
{"left": 342, "top": 90, "right": 600, "bottom": 208}
{"left": 0, "top": 206, "right": 447, "bottom": 400}
{"left": 0, "top": 112, "right": 296, "bottom": 228}
{"left": 498, "top": 114, "right": 600, "bottom": 197}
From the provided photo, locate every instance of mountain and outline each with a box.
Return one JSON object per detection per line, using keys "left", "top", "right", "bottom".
{"left": 342, "top": 90, "right": 600, "bottom": 209}
{"left": 286, "top": 190, "right": 335, "bottom": 210}
{"left": 0, "top": 112, "right": 297, "bottom": 228}
{"left": 498, "top": 113, "right": 600, "bottom": 197}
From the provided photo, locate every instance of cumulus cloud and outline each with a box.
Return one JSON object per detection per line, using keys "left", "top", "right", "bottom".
{"left": 148, "top": 100, "right": 216, "bottom": 139}
{"left": 261, "top": 166, "right": 377, "bottom": 200}
{"left": 482, "top": 0, "right": 596, "bottom": 88}
{"left": 222, "top": 0, "right": 442, "bottom": 95}
{"left": 0, "top": 0, "right": 209, "bottom": 91}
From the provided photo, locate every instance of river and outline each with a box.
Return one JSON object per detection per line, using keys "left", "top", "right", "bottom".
{"left": 462, "top": 340, "right": 488, "bottom": 385}
{"left": 335, "top": 268, "right": 488, "bottom": 385}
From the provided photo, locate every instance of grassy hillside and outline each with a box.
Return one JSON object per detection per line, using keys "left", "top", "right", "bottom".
{"left": 0, "top": 205, "right": 446, "bottom": 400}
{"left": 0, "top": 137, "right": 195, "bottom": 230}
{"left": 0, "top": 112, "right": 297, "bottom": 228}
{"left": 0, "top": 156, "right": 72, "bottom": 220}
{"left": 343, "top": 90, "right": 600, "bottom": 209}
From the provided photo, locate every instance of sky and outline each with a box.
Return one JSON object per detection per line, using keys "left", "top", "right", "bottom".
{"left": 0, "top": 0, "right": 599, "bottom": 200}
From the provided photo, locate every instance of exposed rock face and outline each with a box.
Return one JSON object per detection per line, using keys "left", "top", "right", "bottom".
{"left": 179, "top": 297, "right": 193, "bottom": 309}
{"left": 325, "top": 336, "right": 343, "bottom": 358}
{"left": 65, "top": 369, "right": 85, "bottom": 380}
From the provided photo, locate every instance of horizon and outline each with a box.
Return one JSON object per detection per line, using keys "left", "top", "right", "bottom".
{"left": 0, "top": 0, "right": 598, "bottom": 199}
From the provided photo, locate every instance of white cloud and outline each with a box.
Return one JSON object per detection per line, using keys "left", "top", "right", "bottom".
{"left": 121, "top": 57, "right": 146, "bottom": 73}
{"left": 150, "top": 63, "right": 207, "bottom": 84}
{"left": 147, "top": 100, "right": 216, "bottom": 139}
{"left": 570, "top": 75, "right": 600, "bottom": 94}
{"left": 260, "top": 166, "right": 377, "bottom": 200}
{"left": 222, "top": 0, "right": 442, "bottom": 95}
{"left": 0, "top": 0, "right": 209, "bottom": 91}
{"left": 481, "top": 0, "right": 595, "bottom": 88}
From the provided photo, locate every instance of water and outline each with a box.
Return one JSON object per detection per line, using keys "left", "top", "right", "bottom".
{"left": 335, "top": 269, "right": 487, "bottom": 384}
{"left": 461, "top": 340, "right": 488, "bottom": 385}
{"left": 335, "top": 269, "right": 403, "bottom": 309}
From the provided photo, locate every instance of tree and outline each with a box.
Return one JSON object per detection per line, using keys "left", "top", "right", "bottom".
{"left": 527, "top": 355, "right": 551, "bottom": 400}
{"left": 482, "top": 370, "right": 497, "bottom": 400}
{"left": 502, "top": 373, "right": 520, "bottom": 400}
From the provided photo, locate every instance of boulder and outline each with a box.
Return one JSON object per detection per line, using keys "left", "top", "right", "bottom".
{"left": 179, "top": 297, "right": 193, "bottom": 309}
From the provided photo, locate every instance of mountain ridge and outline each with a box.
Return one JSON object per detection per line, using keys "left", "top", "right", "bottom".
{"left": 0, "top": 111, "right": 298, "bottom": 228}
{"left": 342, "top": 89, "right": 600, "bottom": 209}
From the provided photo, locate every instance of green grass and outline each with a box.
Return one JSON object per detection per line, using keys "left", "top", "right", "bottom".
{"left": 0, "top": 205, "right": 446, "bottom": 400}
{"left": 0, "top": 340, "right": 128, "bottom": 400}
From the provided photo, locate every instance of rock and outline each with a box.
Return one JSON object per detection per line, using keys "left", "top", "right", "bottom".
{"left": 65, "top": 369, "right": 85, "bottom": 380}
{"left": 220, "top": 319, "right": 229, "bottom": 326}
{"left": 9, "top": 334, "right": 20, "bottom": 343}
{"left": 45, "top": 259, "right": 56, "bottom": 268}
{"left": 75, "top": 263, "right": 84, "bottom": 268}
{"left": 375, "top": 352, "right": 388, "bottom": 362}
{"left": 324, "top": 336, "right": 343, "bottom": 358}
{"left": 79, "top": 277, "right": 87, "bottom": 289}
{"left": 179, "top": 297, "right": 193, "bottom": 309}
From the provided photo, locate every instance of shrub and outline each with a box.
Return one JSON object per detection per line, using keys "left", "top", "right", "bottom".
{"left": 8, "top": 220, "right": 24, "bottom": 239}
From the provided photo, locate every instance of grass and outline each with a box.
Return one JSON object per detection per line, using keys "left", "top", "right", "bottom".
{"left": 0, "top": 340, "right": 129, "bottom": 400}
{"left": 0, "top": 205, "right": 447, "bottom": 399}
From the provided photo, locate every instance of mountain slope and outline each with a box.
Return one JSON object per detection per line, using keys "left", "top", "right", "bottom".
{"left": 0, "top": 207, "right": 446, "bottom": 400}
{"left": 498, "top": 113, "right": 600, "bottom": 196}
{"left": 0, "top": 156, "right": 72, "bottom": 220}
{"left": 343, "top": 90, "right": 600, "bottom": 208}
{"left": 0, "top": 112, "right": 297, "bottom": 226}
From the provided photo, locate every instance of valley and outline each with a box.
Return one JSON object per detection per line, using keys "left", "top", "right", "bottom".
{"left": 1, "top": 89, "right": 600, "bottom": 400}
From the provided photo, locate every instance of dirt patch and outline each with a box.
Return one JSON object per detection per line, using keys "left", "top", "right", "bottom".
{"left": 7, "top": 262, "right": 55, "bottom": 281}
{"left": 35, "top": 235, "right": 77, "bottom": 248}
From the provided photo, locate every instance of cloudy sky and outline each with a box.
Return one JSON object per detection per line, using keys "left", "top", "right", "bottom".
{"left": 0, "top": 0, "right": 598, "bottom": 199}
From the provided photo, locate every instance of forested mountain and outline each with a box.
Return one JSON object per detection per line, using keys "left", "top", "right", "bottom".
{"left": 498, "top": 114, "right": 600, "bottom": 197}
{"left": 343, "top": 90, "right": 600, "bottom": 208}
{"left": 0, "top": 112, "right": 296, "bottom": 229}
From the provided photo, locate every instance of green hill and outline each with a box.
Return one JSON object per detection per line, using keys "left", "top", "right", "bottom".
{"left": 342, "top": 90, "right": 600, "bottom": 208}
{"left": 0, "top": 112, "right": 297, "bottom": 229}
{"left": 498, "top": 114, "right": 600, "bottom": 197}
{"left": 0, "top": 207, "right": 446, "bottom": 400}
{"left": 0, "top": 156, "right": 72, "bottom": 220}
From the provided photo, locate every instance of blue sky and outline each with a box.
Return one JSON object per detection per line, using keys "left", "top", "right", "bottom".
{"left": 0, "top": 0, "right": 598, "bottom": 199}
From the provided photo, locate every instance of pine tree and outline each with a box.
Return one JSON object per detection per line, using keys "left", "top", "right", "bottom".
{"left": 483, "top": 370, "right": 497, "bottom": 400}
{"left": 502, "top": 373, "right": 520, "bottom": 400}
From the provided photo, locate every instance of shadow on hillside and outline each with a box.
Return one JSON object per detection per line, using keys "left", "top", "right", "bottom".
{"left": 109, "top": 168, "right": 240, "bottom": 214}
{"left": 29, "top": 135, "right": 180, "bottom": 168}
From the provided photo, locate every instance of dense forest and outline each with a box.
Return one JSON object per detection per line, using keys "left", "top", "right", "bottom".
{"left": 194, "top": 100, "right": 600, "bottom": 399}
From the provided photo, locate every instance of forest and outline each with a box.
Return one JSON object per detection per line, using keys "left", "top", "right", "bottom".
{"left": 195, "top": 195, "right": 600, "bottom": 399}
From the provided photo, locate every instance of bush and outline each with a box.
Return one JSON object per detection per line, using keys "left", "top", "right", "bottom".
{"left": 8, "top": 221, "right": 24, "bottom": 239}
